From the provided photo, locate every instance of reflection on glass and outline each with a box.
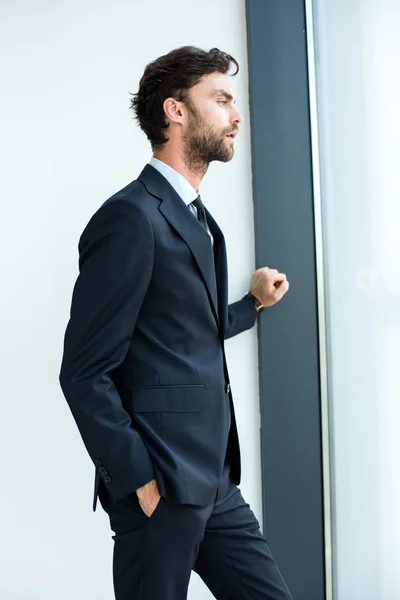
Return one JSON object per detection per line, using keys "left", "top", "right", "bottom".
{"left": 313, "top": 0, "right": 400, "bottom": 598}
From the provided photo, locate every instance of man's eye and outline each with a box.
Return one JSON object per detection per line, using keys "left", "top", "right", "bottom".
{"left": 218, "top": 100, "right": 227, "bottom": 106}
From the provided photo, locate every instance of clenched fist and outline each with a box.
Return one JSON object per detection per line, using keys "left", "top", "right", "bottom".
{"left": 250, "top": 267, "right": 289, "bottom": 308}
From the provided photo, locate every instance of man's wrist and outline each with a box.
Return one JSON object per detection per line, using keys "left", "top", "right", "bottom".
{"left": 242, "top": 292, "right": 265, "bottom": 314}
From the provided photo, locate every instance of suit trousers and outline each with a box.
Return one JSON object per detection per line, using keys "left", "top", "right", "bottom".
{"left": 98, "top": 459, "right": 293, "bottom": 600}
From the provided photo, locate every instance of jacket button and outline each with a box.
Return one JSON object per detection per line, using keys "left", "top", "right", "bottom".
{"left": 95, "top": 460, "right": 102, "bottom": 467}
{"left": 99, "top": 467, "right": 107, "bottom": 474}
{"left": 226, "top": 383, "right": 231, "bottom": 393}
{"left": 103, "top": 476, "right": 112, "bottom": 483}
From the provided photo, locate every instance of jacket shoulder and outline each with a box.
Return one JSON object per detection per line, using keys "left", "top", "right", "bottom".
{"left": 79, "top": 179, "right": 155, "bottom": 248}
{"left": 102, "top": 179, "right": 154, "bottom": 210}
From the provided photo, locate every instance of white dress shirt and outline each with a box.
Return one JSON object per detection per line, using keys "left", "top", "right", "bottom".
{"left": 149, "top": 157, "right": 214, "bottom": 245}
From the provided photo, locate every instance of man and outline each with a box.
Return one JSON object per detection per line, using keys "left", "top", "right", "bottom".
{"left": 60, "top": 46, "right": 292, "bottom": 600}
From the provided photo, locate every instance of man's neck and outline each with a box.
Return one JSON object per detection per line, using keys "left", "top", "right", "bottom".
{"left": 152, "top": 149, "right": 207, "bottom": 192}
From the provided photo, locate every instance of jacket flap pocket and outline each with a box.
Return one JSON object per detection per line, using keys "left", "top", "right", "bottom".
{"left": 131, "top": 385, "right": 207, "bottom": 413}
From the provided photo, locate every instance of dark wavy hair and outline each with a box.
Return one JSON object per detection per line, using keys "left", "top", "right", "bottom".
{"left": 130, "top": 46, "right": 239, "bottom": 150}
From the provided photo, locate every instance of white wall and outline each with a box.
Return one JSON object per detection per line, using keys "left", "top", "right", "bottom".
{"left": 0, "top": 1, "right": 261, "bottom": 598}
{"left": 313, "top": 0, "right": 400, "bottom": 598}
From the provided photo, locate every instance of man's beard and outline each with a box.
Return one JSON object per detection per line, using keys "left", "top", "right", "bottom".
{"left": 182, "top": 105, "right": 235, "bottom": 174}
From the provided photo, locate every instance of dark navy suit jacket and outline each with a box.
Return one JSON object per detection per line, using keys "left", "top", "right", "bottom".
{"left": 59, "top": 164, "right": 258, "bottom": 512}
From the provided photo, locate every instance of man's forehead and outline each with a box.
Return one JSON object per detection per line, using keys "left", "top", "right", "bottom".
{"left": 196, "top": 73, "right": 236, "bottom": 101}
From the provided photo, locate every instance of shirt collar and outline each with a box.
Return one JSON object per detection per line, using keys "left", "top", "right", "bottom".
{"left": 149, "top": 157, "right": 198, "bottom": 206}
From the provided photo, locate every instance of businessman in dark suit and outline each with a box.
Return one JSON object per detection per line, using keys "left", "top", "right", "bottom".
{"left": 60, "top": 46, "right": 292, "bottom": 600}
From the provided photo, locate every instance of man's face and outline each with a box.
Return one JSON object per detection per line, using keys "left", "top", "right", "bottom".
{"left": 182, "top": 72, "right": 243, "bottom": 167}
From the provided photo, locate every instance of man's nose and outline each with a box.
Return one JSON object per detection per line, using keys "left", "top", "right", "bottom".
{"left": 232, "top": 106, "right": 244, "bottom": 125}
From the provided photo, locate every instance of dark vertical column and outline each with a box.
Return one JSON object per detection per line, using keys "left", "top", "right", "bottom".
{"left": 246, "top": 2, "right": 326, "bottom": 599}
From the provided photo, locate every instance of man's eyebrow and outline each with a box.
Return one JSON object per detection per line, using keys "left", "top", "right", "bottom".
{"left": 212, "top": 89, "right": 236, "bottom": 103}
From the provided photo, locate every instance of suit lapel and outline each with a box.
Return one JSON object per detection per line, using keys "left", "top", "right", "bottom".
{"left": 205, "top": 208, "right": 228, "bottom": 335}
{"left": 138, "top": 165, "right": 223, "bottom": 330}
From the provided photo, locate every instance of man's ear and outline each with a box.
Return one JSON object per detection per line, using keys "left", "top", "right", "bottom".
{"left": 163, "top": 97, "right": 185, "bottom": 125}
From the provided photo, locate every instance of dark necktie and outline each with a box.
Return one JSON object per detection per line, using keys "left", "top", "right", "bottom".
{"left": 190, "top": 195, "right": 208, "bottom": 232}
{"left": 190, "top": 195, "right": 218, "bottom": 306}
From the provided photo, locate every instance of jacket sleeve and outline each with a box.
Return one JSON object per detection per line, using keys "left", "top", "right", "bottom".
{"left": 224, "top": 297, "right": 258, "bottom": 340}
{"left": 59, "top": 200, "right": 155, "bottom": 503}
